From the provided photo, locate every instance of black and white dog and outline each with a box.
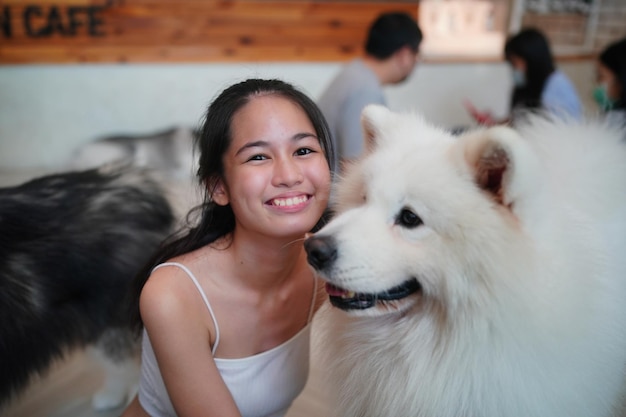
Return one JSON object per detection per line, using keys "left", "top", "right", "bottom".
{"left": 0, "top": 163, "right": 175, "bottom": 412}
{"left": 72, "top": 126, "right": 199, "bottom": 180}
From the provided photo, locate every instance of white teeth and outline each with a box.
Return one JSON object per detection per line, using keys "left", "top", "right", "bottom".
{"left": 272, "top": 195, "right": 308, "bottom": 207}
{"left": 343, "top": 291, "right": 356, "bottom": 299}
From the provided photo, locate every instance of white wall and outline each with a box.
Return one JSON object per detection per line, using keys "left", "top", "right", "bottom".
{"left": 0, "top": 60, "right": 596, "bottom": 170}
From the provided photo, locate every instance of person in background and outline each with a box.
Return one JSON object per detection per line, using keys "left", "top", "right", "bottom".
{"left": 317, "top": 11, "right": 423, "bottom": 169}
{"left": 594, "top": 36, "right": 626, "bottom": 127}
{"left": 467, "top": 27, "right": 583, "bottom": 126}
{"left": 121, "top": 78, "right": 335, "bottom": 417}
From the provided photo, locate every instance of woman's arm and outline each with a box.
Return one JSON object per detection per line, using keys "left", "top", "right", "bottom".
{"left": 140, "top": 268, "right": 242, "bottom": 417}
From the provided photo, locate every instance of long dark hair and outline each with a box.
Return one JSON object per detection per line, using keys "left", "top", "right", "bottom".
{"left": 505, "top": 28, "right": 555, "bottom": 112}
{"left": 128, "top": 78, "right": 336, "bottom": 331}
{"left": 599, "top": 37, "right": 626, "bottom": 110}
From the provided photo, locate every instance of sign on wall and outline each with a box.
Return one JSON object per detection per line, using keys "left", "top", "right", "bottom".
{"left": 0, "top": 0, "right": 419, "bottom": 64}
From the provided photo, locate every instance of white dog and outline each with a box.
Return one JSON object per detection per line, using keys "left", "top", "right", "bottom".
{"left": 305, "top": 105, "right": 626, "bottom": 417}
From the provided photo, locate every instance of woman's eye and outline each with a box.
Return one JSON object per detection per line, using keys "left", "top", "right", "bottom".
{"left": 247, "top": 154, "right": 267, "bottom": 162}
{"left": 295, "top": 148, "right": 314, "bottom": 156}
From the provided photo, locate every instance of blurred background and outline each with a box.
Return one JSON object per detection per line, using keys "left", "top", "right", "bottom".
{"left": 1, "top": 0, "right": 624, "bottom": 171}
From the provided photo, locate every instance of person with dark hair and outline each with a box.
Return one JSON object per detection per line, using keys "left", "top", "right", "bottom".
{"left": 317, "top": 11, "right": 423, "bottom": 167}
{"left": 121, "top": 78, "right": 335, "bottom": 417}
{"left": 468, "top": 27, "right": 582, "bottom": 125}
{"left": 594, "top": 36, "right": 626, "bottom": 126}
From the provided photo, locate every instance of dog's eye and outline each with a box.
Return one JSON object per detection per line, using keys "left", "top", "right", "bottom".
{"left": 395, "top": 207, "right": 422, "bottom": 228}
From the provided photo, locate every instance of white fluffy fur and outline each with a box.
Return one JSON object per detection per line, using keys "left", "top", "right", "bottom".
{"left": 314, "top": 105, "right": 626, "bottom": 417}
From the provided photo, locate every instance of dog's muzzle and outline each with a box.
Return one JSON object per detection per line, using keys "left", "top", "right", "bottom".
{"left": 304, "top": 235, "right": 422, "bottom": 310}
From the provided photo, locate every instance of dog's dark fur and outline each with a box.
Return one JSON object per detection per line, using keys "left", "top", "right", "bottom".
{"left": 0, "top": 163, "right": 175, "bottom": 409}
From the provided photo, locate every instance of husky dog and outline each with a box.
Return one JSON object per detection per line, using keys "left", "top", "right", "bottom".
{"left": 305, "top": 105, "right": 626, "bottom": 417}
{"left": 0, "top": 164, "right": 175, "bottom": 412}
{"left": 72, "top": 126, "right": 198, "bottom": 180}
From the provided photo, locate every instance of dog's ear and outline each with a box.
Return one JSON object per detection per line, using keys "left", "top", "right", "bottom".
{"left": 360, "top": 104, "right": 392, "bottom": 153}
{"left": 459, "top": 126, "right": 540, "bottom": 207}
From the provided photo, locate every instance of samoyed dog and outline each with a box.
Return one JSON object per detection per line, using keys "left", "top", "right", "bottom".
{"left": 305, "top": 105, "right": 626, "bottom": 417}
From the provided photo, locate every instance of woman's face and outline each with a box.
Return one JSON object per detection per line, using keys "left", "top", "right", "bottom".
{"left": 214, "top": 94, "right": 331, "bottom": 240}
{"left": 508, "top": 53, "right": 526, "bottom": 73}
{"left": 596, "top": 62, "right": 621, "bottom": 101}
{"left": 508, "top": 53, "right": 527, "bottom": 87}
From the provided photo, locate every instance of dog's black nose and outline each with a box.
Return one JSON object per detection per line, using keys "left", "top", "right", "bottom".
{"left": 304, "top": 235, "right": 337, "bottom": 271}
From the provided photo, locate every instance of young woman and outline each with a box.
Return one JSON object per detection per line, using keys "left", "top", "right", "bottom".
{"left": 468, "top": 28, "right": 583, "bottom": 126}
{"left": 121, "top": 78, "right": 335, "bottom": 417}
{"left": 594, "top": 37, "right": 626, "bottom": 127}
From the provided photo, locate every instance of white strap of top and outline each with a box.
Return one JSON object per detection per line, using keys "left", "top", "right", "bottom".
{"left": 152, "top": 262, "right": 221, "bottom": 355}
{"left": 307, "top": 274, "right": 317, "bottom": 324}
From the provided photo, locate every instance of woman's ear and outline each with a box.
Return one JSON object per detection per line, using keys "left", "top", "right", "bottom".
{"left": 209, "top": 178, "right": 229, "bottom": 206}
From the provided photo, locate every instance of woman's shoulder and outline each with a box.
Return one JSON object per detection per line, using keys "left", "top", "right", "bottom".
{"left": 140, "top": 253, "right": 214, "bottom": 319}
{"left": 541, "top": 70, "right": 582, "bottom": 117}
{"left": 544, "top": 70, "right": 576, "bottom": 91}
{"left": 140, "top": 263, "right": 195, "bottom": 317}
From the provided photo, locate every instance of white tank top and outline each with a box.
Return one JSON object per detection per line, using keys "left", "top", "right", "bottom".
{"left": 138, "top": 262, "right": 316, "bottom": 417}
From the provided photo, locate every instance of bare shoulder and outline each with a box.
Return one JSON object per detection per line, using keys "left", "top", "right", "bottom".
{"left": 139, "top": 264, "right": 200, "bottom": 326}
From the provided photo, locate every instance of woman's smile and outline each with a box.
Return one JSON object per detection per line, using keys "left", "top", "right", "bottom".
{"left": 269, "top": 194, "right": 310, "bottom": 208}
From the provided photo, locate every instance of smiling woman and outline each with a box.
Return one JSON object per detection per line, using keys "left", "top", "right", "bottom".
{"left": 120, "top": 78, "right": 335, "bottom": 417}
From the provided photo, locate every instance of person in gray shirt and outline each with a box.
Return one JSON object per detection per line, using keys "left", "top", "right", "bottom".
{"left": 317, "top": 12, "right": 423, "bottom": 170}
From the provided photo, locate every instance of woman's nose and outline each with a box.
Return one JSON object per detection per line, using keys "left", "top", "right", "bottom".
{"left": 272, "top": 157, "right": 304, "bottom": 187}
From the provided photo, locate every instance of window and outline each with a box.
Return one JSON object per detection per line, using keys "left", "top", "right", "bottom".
{"left": 418, "top": 0, "right": 509, "bottom": 59}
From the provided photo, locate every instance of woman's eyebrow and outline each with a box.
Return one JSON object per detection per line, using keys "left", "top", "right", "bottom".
{"left": 293, "top": 132, "right": 318, "bottom": 141}
{"left": 234, "top": 132, "right": 318, "bottom": 156}
{"left": 234, "top": 140, "right": 268, "bottom": 156}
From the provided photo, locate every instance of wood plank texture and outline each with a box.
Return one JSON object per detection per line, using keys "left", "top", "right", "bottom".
{"left": 0, "top": 1, "right": 419, "bottom": 63}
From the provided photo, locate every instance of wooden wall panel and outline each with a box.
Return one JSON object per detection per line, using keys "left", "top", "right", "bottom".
{"left": 0, "top": 1, "right": 419, "bottom": 64}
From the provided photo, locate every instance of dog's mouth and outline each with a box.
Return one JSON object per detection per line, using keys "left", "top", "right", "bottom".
{"left": 325, "top": 279, "right": 422, "bottom": 310}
